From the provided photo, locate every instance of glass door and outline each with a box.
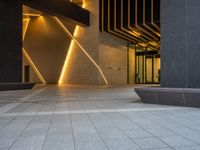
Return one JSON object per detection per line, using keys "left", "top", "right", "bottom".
{"left": 135, "top": 45, "right": 146, "bottom": 84}
{"left": 145, "top": 55, "right": 153, "bottom": 83}
{"left": 127, "top": 43, "right": 160, "bottom": 84}
{"left": 127, "top": 43, "right": 136, "bottom": 84}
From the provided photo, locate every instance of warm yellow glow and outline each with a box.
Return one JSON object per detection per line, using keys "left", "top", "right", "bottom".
{"left": 58, "top": 36, "right": 76, "bottom": 84}
{"left": 23, "top": 18, "right": 30, "bottom": 21}
{"left": 23, "top": 13, "right": 41, "bottom": 17}
{"left": 149, "top": 41, "right": 158, "bottom": 47}
{"left": 132, "top": 31, "right": 141, "bottom": 37}
{"left": 82, "top": 0, "right": 86, "bottom": 8}
{"left": 127, "top": 30, "right": 141, "bottom": 37}
{"left": 70, "top": 0, "right": 85, "bottom": 8}
{"left": 54, "top": 17, "right": 108, "bottom": 85}
{"left": 22, "top": 17, "right": 46, "bottom": 84}
{"left": 37, "top": 16, "right": 45, "bottom": 24}
{"left": 23, "top": 18, "right": 30, "bottom": 41}
{"left": 73, "top": 26, "right": 79, "bottom": 37}
{"left": 156, "top": 32, "right": 161, "bottom": 37}
{"left": 22, "top": 48, "right": 46, "bottom": 84}
{"left": 138, "top": 43, "right": 147, "bottom": 47}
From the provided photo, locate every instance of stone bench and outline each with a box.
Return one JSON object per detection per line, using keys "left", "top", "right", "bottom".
{"left": 135, "top": 87, "right": 200, "bottom": 108}
{"left": 0, "top": 83, "right": 35, "bottom": 91}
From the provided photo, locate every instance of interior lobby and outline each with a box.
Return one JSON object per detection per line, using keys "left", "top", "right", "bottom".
{"left": 1, "top": 0, "right": 200, "bottom": 150}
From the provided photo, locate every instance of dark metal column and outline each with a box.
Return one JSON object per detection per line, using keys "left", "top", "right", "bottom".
{"left": 0, "top": 0, "right": 23, "bottom": 82}
{"left": 161, "top": 0, "right": 200, "bottom": 88}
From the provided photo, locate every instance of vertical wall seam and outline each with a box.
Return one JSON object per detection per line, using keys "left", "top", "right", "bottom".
{"left": 185, "top": 0, "right": 189, "bottom": 88}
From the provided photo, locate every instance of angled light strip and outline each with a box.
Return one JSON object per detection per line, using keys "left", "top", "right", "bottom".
{"left": 23, "top": 18, "right": 30, "bottom": 41}
{"left": 23, "top": 18, "right": 30, "bottom": 21}
{"left": 54, "top": 17, "right": 108, "bottom": 85}
{"left": 22, "top": 48, "right": 46, "bottom": 84}
{"left": 22, "top": 18, "right": 46, "bottom": 84}
{"left": 132, "top": 31, "right": 141, "bottom": 37}
{"left": 23, "top": 13, "right": 41, "bottom": 17}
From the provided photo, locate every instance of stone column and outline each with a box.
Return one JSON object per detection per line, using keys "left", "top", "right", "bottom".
{"left": 161, "top": 0, "right": 200, "bottom": 88}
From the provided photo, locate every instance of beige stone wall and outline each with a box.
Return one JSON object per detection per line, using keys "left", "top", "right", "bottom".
{"left": 22, "top": 0, "right": 128, "bottom": 85}
{"left": 61, "top": 0, "right": 101, "bottom": 85}
{"left": 22, "top": 55, "right": 41, "bottom": 83}
{"left": 23, "top": 15, "right": 74, "bottom": 84}
{"left": 99, "top": 32, "right": 127, "bottom": 85}
{"left": 64, "top": 0, "right": 128, "bottom": 85}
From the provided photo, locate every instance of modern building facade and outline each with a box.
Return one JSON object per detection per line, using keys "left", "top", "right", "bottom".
{"left": 1, "top": 0, "right": 159, "bottom": 86}
{"left": 1, "top": 0, "right": 200, "bottom": 89}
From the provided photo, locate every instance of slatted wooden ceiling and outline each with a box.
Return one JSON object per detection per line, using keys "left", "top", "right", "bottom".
{"left": 100, "top": 0, "right": 160, "bottom": 49}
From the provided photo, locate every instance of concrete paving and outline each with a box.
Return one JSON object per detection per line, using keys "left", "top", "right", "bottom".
{"left": 0, "top": 85, "right": 200, "bottom": 150}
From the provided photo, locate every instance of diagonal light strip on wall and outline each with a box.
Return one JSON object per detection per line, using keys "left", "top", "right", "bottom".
{"left": 23, "top": 18, "right": 30, "bottom": 41}
{"left": 22, "top": 48, "right": 46, "bottom": 84}
{"left": 53, "top": 17, "right": 108, "bottom": 85}
{"left": 23, "top": 17, "right": 46, "bottom": 84}
{"left": 23, "top": 13, "right": 41, "bottom": 17}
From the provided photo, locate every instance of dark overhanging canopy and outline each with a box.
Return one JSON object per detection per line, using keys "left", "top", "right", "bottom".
{"left": 23, "top": 0, "right": 90, "bottom": 26}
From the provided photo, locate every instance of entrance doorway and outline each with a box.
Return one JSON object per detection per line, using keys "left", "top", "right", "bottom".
{"left": 128, "top": 43, "right": 160, "bottom": 84}
{"left": 24, "top": 65, "right": 30, "bottom": 83}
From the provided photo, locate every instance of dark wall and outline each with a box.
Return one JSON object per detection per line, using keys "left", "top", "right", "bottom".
{"left": 0, "top": 0, "right": 23, "bottom": 82}
{"left": 161, "top": 0, "right": 200, "bottom": 88}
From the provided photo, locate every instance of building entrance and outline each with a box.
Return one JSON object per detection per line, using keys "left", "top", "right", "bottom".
{"left": 128, "top": 43, "right": 160, "bottom": 84}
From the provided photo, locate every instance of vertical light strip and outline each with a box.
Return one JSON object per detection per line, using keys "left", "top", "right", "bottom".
{"left": 54, "top": 17, "right": 108, "bottom": 85}
{"left": 23, "top": 17, "right": 46, "bottom": 84}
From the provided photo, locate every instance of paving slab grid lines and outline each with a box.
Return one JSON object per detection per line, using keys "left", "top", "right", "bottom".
{"left": 0, "top": 85, "right": 200, "bottom": 150}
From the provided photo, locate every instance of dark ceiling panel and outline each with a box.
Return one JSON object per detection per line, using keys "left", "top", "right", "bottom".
{"left": 123, "top": 0, "right": 128, "bottom": 28}
{"left": 119, "top": 0, "right": 146, "bottom": 43}
{"left": 137, "top": 0, "right": 143, "bottom": 25}
{"left": 100, "top": 0, "right": 160, "bottom": 48}
{"left": 153, "top": 0, "right": 160, "bottom": 27}
{"left": 130, "top": 0, "right": 136, "bottom": 26}
{"left": 145, "top": 0, "right": 159, "bottom": 32}
{"left": 105, "top": 0, "right": 137, "bottom": 43}
{"left": 22, "top": 0, "right": 90, "bottom": 26}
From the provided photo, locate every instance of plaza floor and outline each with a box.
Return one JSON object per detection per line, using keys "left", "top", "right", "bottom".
{"left": 0, "top": 85, "right": 200, "bottom": 150}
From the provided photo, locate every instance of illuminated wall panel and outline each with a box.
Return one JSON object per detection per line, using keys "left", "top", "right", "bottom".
{"left": 22, "top": 0, "right": 131, "bottom": 85}
{"left": 23, "top": 15, "right": 75, "bottom": 83}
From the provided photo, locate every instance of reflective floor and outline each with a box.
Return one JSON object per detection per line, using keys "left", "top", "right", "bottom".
{"left": 0, "top": 85, "right": 200, "bottom": 150}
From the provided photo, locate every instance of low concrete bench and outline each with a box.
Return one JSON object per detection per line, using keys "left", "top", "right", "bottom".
{"left": 135, "top": 87, "right": 200, "bottom": 108}
{"left": 0, "top": 83, "right": 35, "bottom": 91}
